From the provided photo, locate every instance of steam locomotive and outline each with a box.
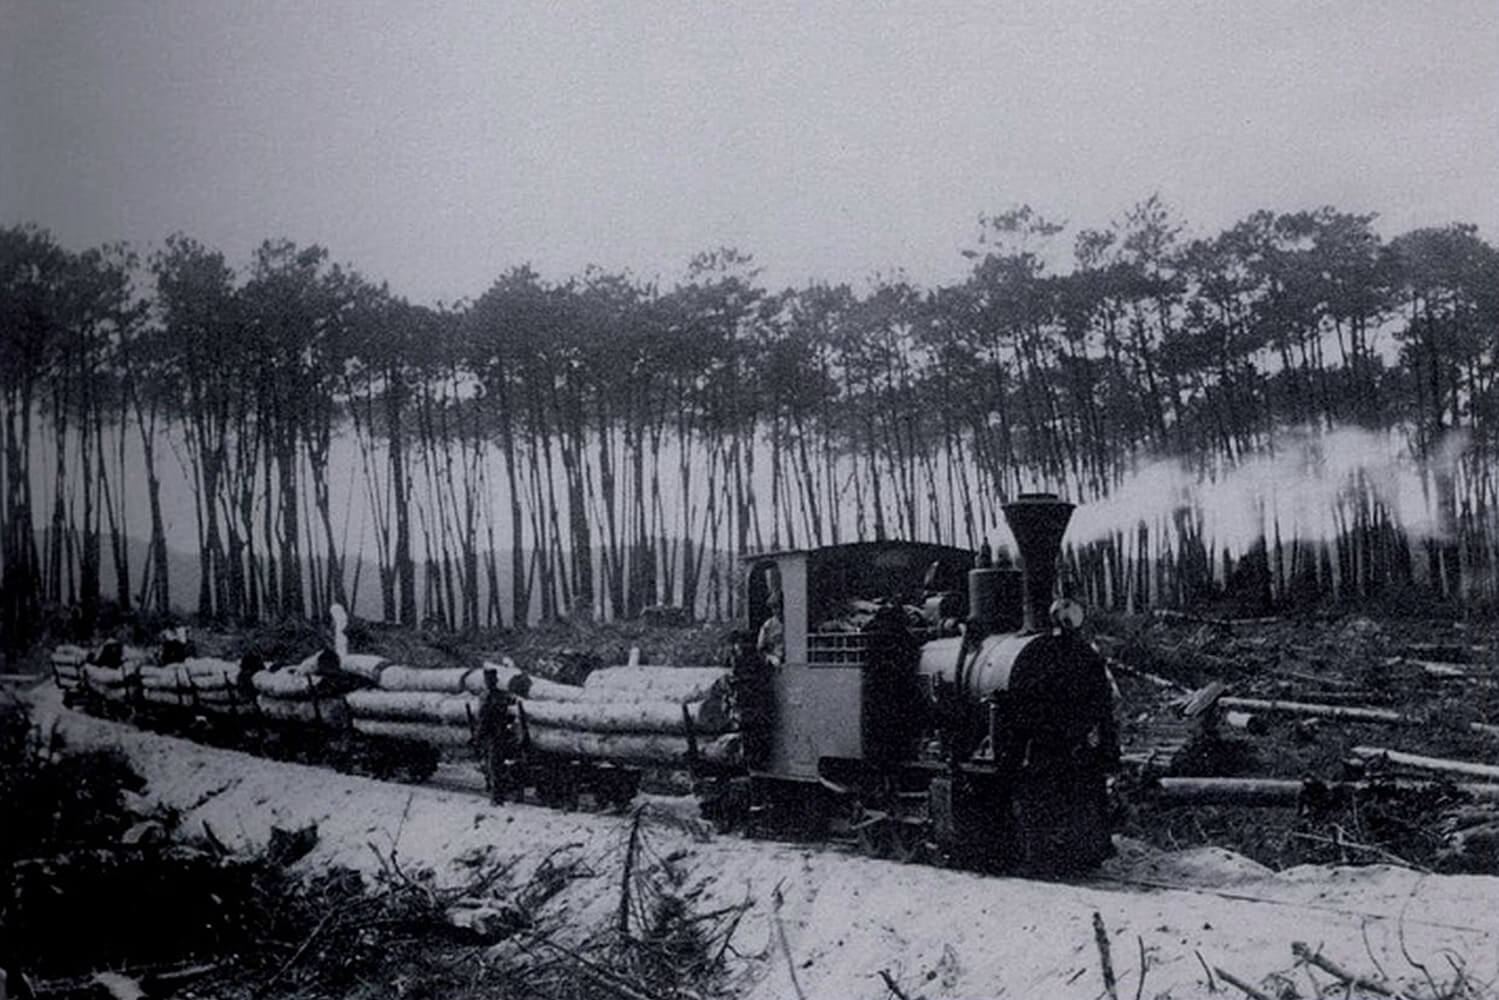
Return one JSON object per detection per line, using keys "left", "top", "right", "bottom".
{"left": 51, "top": 493, "right": 1118, "bottom": 874}
{"left": 716, "top": 492, "right": 1119, "bottom": 872}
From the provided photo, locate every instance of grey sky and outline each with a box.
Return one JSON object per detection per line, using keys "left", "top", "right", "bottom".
{"left": 3, "top": 1, "right": 1496, "bottom": 305}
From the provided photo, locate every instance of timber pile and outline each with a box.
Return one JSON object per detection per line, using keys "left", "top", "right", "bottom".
{"left": 521, "top": 664, "right": 738, "bottom": 767}
{"left": 80, "top": 662, "right": 143, "bottom": 703}
{"left": 50, "top": 644, "right": 87, "bottom": 691}
{"left": 341, "top": 656, "right": 502, "bottom": 745}
{"left": 138, "top": 658, "right": 250, "bottom": 713}
{"left": 580, "top": 665, "right": 730, "bottom": 703}
{"left": 53, "top": 642, "right": 154, "bottom": 693}
{"left": 344, "top": 660, "right": 741, "bottom": 768}
{"left": 251, "top": 652, "right": 367, "bottom": 726}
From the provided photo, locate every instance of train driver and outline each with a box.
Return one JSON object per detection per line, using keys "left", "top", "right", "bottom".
{"left": 757, "top": 586, "right": 785, "bottom": 666}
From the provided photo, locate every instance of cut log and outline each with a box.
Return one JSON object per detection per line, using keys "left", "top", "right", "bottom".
{"left": 526, "top": 726, "right": 741, "bottom": 767}
{"left": 460, "top": 658, "right": 526, "bottom": 694}
{"left": 523, "top": 676, "right": 587, "bottom": 702}
{"left": 140, "top": 688, "right": 194, "bottom": 708}
{"left": 93, "top": 971, "right": 148, "bottom": 1000}
{"left": 376, "top": 665, "right": 478, "bottom": 694}
{"left": 337, "top": 653, "right": 389, "bottom": 684}
{"left": 179, "top": 656, "right": 241, "bottom": 679}
{"left": 520, "top": 694, "right": 730, "bottom": 734}
{"left": 52, "top": 645, "right": 88, "bottom": 666}
{"left": 1178, "top": 681, "right": 1227, "bottom": 718}
{"left": 1217, "top": 697, "right": 1410, "bottom": 725}
{"left": 190, "top": 687, "right": 250, "bottom": 707}
{"left": 346, "top": 689, "right": 479, "bottom": 726}
{"left": 1152, "top": 776, "right": 1499, "bottom": 806}
{"left": 1352, "top": 746, "right": 1499, "bottom": 782}
{"left": 1221, "top": 711, "right": 1265, "bottom": 734}
{"left": 1404, "top": 642, "right": 1479, "bottom": 664}
{"left": 83, "top": 664, "right": 136, "bottom": 689}
{"left": 89, "top": 684, "right": 134, "bottom": 704}
{"left": 256, "top": 696, "right": 349, "bottom": 726}
{"left": 252, "top": 670, "right": 331, "bottom": 699}
{"left": 580, "top": 665, "right": 730, "bottom": 704}
{"left": 140, "top": 663, "right": 238, "bottom": 691}
{"left": 1407, "top": 658, "right": 1486, "bottom": 680}
{"left": 1104, "top": 657, "right": 1186, "bottom": 692}
{"left": 350, "top": 717, "right": 472, "bottom": 747}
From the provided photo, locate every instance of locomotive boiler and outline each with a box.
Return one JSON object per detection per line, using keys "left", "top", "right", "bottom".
{"left": 731, "top": 493, "right": 1119, "bottom": 872}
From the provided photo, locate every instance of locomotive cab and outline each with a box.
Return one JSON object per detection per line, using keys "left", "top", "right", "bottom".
{"left": 740, "top": 541, "right": 971, "bottom": 778}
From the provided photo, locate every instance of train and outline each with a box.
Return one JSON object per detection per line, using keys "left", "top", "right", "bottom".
{"left": 50, "top": 492, "right": 1119, "bottom": 875}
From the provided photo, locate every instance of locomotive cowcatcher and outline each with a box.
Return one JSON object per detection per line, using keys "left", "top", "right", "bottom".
{"left": 717, "top": 492, "right": 1119, "bottom": 874}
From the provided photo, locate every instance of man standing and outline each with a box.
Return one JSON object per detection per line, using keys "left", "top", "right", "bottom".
{"left": 756, "top": 587, "right": 784, "bottom": 666}
{"left": 475, "top": 668, "right": 515, "bottom": 804}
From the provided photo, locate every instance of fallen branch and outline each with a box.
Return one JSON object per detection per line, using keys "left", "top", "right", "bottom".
{"left": 709, "top": 889, "right": 754, "bottom": 970}
{"left": 518, "top": 932, "right": 664, "bottom": 1000}
{"left": 261, "top": 904, "right": 340, "bottom": 994}
{"left": 1092, "top": 912, "right": 1118, "bottom": 1000}
{"left": 1218, "top": 697, "right": 1410, "bottom": 725}
{"left": 1353, "top": 746, "right": 1499, "bottom": 782}
{"left": 1194, "top": 950, "right": 1218, "bottom": 991}
{"left": 1133, "top": 935, "right": 1148, "bottom": 1000}
{"left": 1291, "top": 941, "right": 1407, "bottom": 998}
{"left": 1288, "top": 831, "right": 1425, "bottom": 871}
{"left": 1212, "top": 965, "right": 1273, "bottom": 1000}
{"left": 1150, "top": 776, "right": 1499, "bottom": 807}
{"left": 878, "top": 968, "right": 913, "bottom": 1000}
{"left": 1106, "top": 657, "right": 1188, "bottom": 692}
{"left": 772, "top": 881, "right": 808, "bottom": 1000}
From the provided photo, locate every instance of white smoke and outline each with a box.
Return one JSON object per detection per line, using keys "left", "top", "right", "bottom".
{"left": 1067, "top": 425, "right": 1472, "bottom": 555}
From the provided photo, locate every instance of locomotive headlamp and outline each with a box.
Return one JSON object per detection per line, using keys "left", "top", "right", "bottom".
{"left": 1049, "top": 598, "right": 1085, "bottom": 631}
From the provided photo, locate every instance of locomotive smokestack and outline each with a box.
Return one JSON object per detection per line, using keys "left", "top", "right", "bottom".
{"left": 1001, "top": 493, "right": 1074, "bottom": 633}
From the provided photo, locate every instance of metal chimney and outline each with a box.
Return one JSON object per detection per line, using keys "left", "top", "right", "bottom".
{"left": 1001, "top": 492, "right": 1075, "bottom": 633}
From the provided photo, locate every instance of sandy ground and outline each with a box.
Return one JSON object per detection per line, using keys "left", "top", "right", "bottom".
{"left": 27, "top": 685, "right": 1499, "bottom": 1000}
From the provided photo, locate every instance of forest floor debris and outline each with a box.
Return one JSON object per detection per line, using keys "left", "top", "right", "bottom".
{"left": 1104, "top": 609, "right": 1499, "bottom": 873}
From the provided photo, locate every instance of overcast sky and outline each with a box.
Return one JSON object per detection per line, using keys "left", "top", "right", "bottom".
{"left": 3, "top": 1, "right": 1496, "bottom": 306}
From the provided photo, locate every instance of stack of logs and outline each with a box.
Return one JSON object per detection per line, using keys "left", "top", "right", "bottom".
{"left": 54, "top": 635, "right": 744, "bottom": 771}
{"left": 523, "top": 665, "right": 740, "bottom": 766}
{"left": 137, "top": 658, "right": 246, "bottom": 712}
{"left": 250, "top": 652, "right": 369, "bottom": 726}
{"left": 53, "top": 644, "right": 153, "bottom": 704}
{"left": 344, "top": 659, "right": 741, "bottom": 767}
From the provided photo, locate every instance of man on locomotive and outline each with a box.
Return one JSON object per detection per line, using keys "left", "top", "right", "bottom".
{"left": 476, "top": 667, "right": 516, "bottom": 804}
{"left": 756, "top": 585, "right": 785, "bottom": 666}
